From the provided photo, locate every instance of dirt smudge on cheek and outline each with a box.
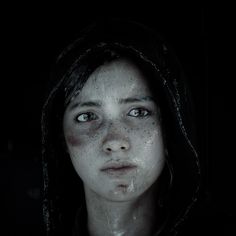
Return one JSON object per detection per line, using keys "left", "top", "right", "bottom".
{"left": 66, "top": 134, "right": 82, "bottom": 147}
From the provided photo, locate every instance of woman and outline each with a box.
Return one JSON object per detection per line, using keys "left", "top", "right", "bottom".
{"left": 41, "top": 18, "right": 201, "bottom": 235}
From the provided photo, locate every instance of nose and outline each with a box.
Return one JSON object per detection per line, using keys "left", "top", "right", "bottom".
{"left": 102, "top": 136, "right": 130, "bottom": 153}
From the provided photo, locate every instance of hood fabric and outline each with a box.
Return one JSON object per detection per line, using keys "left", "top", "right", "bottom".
{"left": 41, "top": 18, "right": 201, "bottom": 236}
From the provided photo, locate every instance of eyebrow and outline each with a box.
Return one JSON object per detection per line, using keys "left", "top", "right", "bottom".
{"left": 68, "top": 101, "right": 102, "bottom": 110}
{"left": 68, "top": 96, "right": 154, "bottom": 111}
{"left": 118, "top": 96, "right": 154, "bottom": 104}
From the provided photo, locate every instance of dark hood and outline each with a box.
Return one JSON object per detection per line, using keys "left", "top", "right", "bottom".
{"left": 41, "top": 18, "right": 201, "bottom": 236}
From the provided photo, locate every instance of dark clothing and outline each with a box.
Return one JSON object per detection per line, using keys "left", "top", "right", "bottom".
{"left": 41, "top": 19, "right": 201, "bottom": 235}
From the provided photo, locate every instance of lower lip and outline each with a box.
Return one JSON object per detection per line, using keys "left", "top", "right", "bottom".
{"left": 101, "top": 166, "right": 137, "bottom": 176}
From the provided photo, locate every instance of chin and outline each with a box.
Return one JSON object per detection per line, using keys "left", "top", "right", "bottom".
{"left": 101, "top": 184, "right": 147, "bottom": 202}
{"left": 106, "top": 192, "right": 139, "bottom": 202}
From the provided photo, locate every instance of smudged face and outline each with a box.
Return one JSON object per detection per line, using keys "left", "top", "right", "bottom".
{"left": 63, "top": 58, "right": 165, "bottom": 202}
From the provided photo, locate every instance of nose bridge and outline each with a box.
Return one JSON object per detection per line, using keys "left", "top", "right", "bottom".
{"left": 106, "top": 119, "right": 123, "bottom": 133}
{"left": 102, "top": 120, "right": 130, "bottom": 153}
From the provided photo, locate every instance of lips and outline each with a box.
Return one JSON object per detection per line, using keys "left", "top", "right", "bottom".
{"left": 100, "top": 162, "right": 137, "bottom": 176}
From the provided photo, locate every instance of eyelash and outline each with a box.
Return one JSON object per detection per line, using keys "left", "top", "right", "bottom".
{"left": 127, "top": 107, "right": 151, "bottom": 118}
{"left": 75, "top": 108, "right": 151, "bottom": 123}
{"left": 75, "top": 112, "right": 98, "bottom": 123}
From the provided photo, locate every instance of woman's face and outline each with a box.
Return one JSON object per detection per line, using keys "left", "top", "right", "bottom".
{"left": 63, "top": 58, "right": 165, "bottom": 201}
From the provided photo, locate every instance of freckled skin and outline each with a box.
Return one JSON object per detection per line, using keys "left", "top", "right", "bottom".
{"left": 63, "top": 58, "right": 165, "bottom": 202}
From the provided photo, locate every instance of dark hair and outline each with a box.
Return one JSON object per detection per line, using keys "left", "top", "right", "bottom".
{"left": 49, "top": 45, "right": 173, "bottom": 231}
{"left": 42, "top": 19, "right": 201, "bottom": 235}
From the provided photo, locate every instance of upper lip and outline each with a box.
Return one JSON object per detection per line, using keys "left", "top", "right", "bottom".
{"left": 100, "top": 161, "right": 137, "bottom": 171}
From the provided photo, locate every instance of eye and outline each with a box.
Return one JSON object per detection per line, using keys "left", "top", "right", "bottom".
{"left": 75, "top": 112, "right": 98, "bottom": 123}
{"left": 127, "top": 108, "right": 151, "bottom": 118}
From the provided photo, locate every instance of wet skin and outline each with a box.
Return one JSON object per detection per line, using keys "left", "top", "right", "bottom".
{"left": 63, "top": 58, "right": 165, "bottom": 202}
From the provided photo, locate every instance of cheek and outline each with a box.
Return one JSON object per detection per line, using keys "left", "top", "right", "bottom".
{"left": 66, "top": 134, "right": 82, "bottom": 147}
{"left": 134, "top": 122, "right": 163, "bottom": 144}
{"left": 64, "top": 128, "right": 101, "bottom": 154}
{"left": 135, "top": 126, "right": 165, "bottom": 162}
{"left": 64, "top": 124, "right": 85, "bottom": 148}
{"left": 137, "top": 129, "right": 165, "bottom": 183}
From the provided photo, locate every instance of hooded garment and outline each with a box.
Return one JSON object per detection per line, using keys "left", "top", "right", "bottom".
{"left": 41, "top": 18, "right": 201, "bottom": 236}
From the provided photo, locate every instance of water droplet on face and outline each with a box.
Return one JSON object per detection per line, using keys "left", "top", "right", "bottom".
{"left": 127, "top": 179, "right": 135, "bottom": 192}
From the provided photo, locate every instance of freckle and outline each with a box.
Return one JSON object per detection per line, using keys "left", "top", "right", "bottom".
{"left": 67, "top": 135, "right": 81, "bottom": 146}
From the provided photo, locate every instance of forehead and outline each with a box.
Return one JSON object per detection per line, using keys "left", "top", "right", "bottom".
{"left": 76, "top": 58, "right": 152, "bottom": 102}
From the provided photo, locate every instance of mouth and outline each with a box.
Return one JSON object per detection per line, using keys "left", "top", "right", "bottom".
{"left": 100, "top": 162, "right": 137, "bottom": 176}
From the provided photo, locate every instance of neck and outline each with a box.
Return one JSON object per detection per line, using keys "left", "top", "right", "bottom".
{"left": 84, "top": 186, "right": 160, "bottom": 236}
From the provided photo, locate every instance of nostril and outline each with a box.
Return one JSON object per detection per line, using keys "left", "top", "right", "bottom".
{"left": 103, "top": 139, "right": 130, "bottom": 153}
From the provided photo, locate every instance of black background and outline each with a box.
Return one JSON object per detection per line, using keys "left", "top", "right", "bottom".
{"left": 0, "top": 3, "right": 234, "bottom": 236}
